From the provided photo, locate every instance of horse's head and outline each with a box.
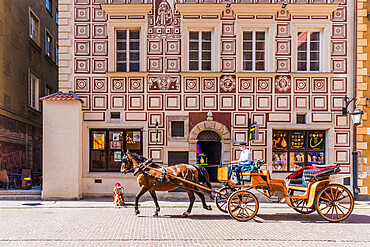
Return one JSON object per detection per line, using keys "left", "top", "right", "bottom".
{"left": 121, "top": 153, "right": 133, "bottom": 174}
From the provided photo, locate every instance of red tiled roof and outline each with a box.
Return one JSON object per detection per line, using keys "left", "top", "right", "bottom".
{"left": 40, "top": 91, "right": 84, "bottom": 103}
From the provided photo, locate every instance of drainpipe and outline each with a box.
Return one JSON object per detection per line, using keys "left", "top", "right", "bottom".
{"left": 353, "top": 0, "right": 359, "bottom": 201}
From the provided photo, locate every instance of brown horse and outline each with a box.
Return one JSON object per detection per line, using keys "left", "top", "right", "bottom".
{"left": 121, "top": 151, "right": 213, "bottom": 217}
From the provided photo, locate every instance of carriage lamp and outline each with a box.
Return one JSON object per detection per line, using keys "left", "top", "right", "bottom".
{"left": 342, "top": 97, "right": 364, "bottom": 126}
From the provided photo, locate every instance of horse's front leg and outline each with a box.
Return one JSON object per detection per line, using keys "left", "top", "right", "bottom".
{"left": 135, "top": 187, "right": 149, "bottom": 215}
{"left": 195, "top": 191, "right": 212, "bottom": 211}
{"left": 183, "top": 188, "right": 195, "bottom": 217}
{"left": 149, "top": 190, "right": 160, "bottom": 216}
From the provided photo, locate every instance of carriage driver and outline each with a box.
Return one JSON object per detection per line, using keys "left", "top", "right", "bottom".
{"left": 228, "top": 142, "right": 252, "bottom": 185}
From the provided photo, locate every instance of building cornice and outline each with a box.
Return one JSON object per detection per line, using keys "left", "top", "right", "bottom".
{"left": 231, "top": 4, "right": 283, "bottom": 15}
{"left": 175, "top": 4, "right": 227, "bottom": 15}
{"left": 235, "top": 72, "right": 278, "bottom": 77}
{"left": 180, "top": 72, "right": 223, "bottom": 77}
{"left": 106, "top": 72, "right": 149, "bottom": 77}
{"left": 100, "top": 4, "right": 152, "bottom": 16}
{"left": 286, "top": 4, "right": 339, "bottom": 15}
{"left": 290, "top": 72, "right": 334, "bottom": 77}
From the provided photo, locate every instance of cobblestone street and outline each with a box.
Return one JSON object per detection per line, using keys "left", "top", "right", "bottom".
{"left": 0, "top": 201, "right": 369, "bottom": 247}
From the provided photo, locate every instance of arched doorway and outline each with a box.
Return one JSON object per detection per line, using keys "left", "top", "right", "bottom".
{"left": 197, "top": 131, "right": 221, "bottom": 182}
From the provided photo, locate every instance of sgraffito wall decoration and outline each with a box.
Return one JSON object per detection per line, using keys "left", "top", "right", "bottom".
{"left": 65, "top": 0, "right": 353, "bottom": 171}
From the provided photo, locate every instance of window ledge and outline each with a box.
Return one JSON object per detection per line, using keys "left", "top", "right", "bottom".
{"left": 290, "top": 72, "right": 334, "bottom": 77}
{"left": 46, "top": 8, "right": 53, "bottom": 17}
{"left": 180, "top": 71, "right": 223, "bottom": 77}
{"left": 45, "top": 54, "right": 56, "bottom": 66}
{"left": 231, "top": 4, "right": 283, "bottom": 15}
{"left": 28, "top": 106, "right": 41, "bottom": 114}
{"left": 286, "top": 4, "right": 339, "bottom": 16}
{"left": 85, "top": 172, "right": 134, "bottom": 178}
{"left": 176, "top": 4, "right": 227, "bottom": 15}
{"left": 106, "top": 71, "right": 149, "bottom": 77}
{"left": 235, "top": 72, "right": 278, "bottom": 77}
{"left": 101, "top": 4, "right": 152, "bottom": 16}
{"left": 28, "top": 37, "right": 42, "bottom": 52}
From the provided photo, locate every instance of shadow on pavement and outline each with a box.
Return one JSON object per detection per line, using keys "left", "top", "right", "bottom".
{"left": 135, "top": 212, "right": 370, "bottom": 224}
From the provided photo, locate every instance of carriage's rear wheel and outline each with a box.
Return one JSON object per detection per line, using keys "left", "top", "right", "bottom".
{"left": 215, "top": 187, "right": 236, "bottom": 213}
{"left": 315, "top": 184, "right": 354, "bottom": 222}
{"left": 227, "top": 190, "right": 259, "bottom": 221}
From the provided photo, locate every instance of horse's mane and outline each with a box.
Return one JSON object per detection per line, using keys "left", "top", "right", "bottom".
{"left": 128, "top": 151, "right": 161, "bottom": 168}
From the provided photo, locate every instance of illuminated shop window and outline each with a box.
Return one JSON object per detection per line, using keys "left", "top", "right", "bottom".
{"left": 272, "top": 130, "right": 325, "bottom": 172}
{"left": 90, "top": 129, "right": 142, "bottom": 172}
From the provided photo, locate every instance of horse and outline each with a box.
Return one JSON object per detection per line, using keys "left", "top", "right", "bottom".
{"left": 121, "top": 151, "right": 213, "bottom": 217}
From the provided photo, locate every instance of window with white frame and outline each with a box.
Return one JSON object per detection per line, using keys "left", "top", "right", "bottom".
{"left": 189, "top": 31, "right": 212, "bottom": 71}
{"left": 46, "top": 32, "right": 53, "bottom": 58}
{"left": 243, "top": 31, "right": 265, "bottom": 71}
{"left": 30, "top": 12, "right": 39, "bottom": 44}
{"left": 116, "top": 29, "right": 140, "bottom": 72}
{"left": 29, "top": 72, "right": 40, "bottom": 110}
{"left": 297, "top": 31, "right": 320, "bottom": 72}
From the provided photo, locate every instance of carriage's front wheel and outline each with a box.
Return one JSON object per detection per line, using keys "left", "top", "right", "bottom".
{"left": 215, "top": 187, "right": 236, "bottom": 213}
{"left": 227, "top": 190, "right": 259, "bottom": 221}
{"left": 289, "top": 190, "right": 315, "bottom": 214}
{"left": 315, "top": 184, "right": 354, "bottom": 222}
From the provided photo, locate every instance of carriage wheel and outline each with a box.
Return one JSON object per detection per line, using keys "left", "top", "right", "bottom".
{"left": 315, "top": 184, "right": 354, "bottom": 222}
{"left": 215, "top": 187, "right": 236, "bottom": 213}
{"left": 291, "top": 198, "right": 316, "bottom": 214}
{"left": 227, "top": 190, "right": 259, "bottom": 221}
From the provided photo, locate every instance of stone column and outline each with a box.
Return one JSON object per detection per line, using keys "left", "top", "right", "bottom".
{"left": 42, "top": 100, "right": 82, "bottom": 200}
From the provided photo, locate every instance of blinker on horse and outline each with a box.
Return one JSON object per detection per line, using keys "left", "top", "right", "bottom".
{"left": 121, "top": 151, "right": 213, "bottom": 217}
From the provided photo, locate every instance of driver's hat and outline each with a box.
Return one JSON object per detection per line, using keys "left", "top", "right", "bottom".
{"left": 239, "top": 142, "right": 247, "bottom": 146}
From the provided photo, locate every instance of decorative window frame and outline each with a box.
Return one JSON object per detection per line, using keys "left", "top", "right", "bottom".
{"left": 29, "top": 7, "right": 40, "bottom": 45}
{"left": 107, "top": 20, "right": 147, "bottom": 73}
{"left": 167, "top": 116, "right": 189, "bottom": 142}
{"left": 291, "top": 21, "right": 331, "bottom": 73}
{"left": 182, "top": 20, "right": 220, "bottom": 72}
{"left": 236, "top": 21, "right": 275, "bottom": 72}
{"left": 28, "top": 69, "right": 41, "bottom": 111}
{"left": 101, "top": 4, "right": 152, "bottom": 73}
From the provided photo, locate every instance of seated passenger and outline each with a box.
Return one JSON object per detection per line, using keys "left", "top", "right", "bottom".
{"left": 228, "top": 142, "right": 252, "bottom": 185}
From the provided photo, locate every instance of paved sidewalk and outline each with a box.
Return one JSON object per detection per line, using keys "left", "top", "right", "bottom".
{"left": 0, "top": 197, "right": 370, "bottom": 209}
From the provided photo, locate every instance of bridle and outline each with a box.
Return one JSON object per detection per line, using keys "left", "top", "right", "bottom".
{"left": 121, "top": 153, "right": 153, "bottom": 174}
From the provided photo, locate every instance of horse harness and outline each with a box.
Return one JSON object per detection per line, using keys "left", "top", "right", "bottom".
{"left": 131, "top": 161, "right": 208, "bottom": 195}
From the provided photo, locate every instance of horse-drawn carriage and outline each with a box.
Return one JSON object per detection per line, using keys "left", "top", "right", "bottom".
{"left": 121, "top": 151, "right": 354, "bottom": 222}
{"left": 215, "top": 161, "right": 354, "bottom": 222}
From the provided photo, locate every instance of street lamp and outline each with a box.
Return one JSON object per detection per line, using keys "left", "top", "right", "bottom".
{"left": 342, "top": 96, "right": 364, "bottom": 201}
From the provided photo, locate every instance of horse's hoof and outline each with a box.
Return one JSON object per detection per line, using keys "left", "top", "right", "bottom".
{"left": 135, "top": 210, "right": 140, "bottom": 215}
{"left": 206, "top": 205, "right": 212, "bottom": 211}
{"left": 182, "top": 212, "right": 190, "bottom": 217}
{"left": 153, "top": 212, "right": 158, "bottom": 217}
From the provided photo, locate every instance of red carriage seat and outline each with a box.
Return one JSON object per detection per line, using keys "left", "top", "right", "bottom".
{"left": 288, "top": 164, "right": 340, "bottom": 187}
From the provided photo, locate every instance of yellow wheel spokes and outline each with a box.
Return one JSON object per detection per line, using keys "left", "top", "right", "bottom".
{"left": 227, "top": 190, "right": 259, "bottom": 221}
{"left": 316, "top": 184, "right": 354, "bottom": 222}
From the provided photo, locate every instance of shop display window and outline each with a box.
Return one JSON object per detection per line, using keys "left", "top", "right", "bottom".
{"left": 90, "top": 129, "right": 142, "bottom": 172}
{"left": 272, "top": 130, "right": 325, "bottom": 172}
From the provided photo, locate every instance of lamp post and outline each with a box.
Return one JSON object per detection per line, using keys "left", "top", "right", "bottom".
{"left": 342, "top": 96, "right": 364, "bottom": 201}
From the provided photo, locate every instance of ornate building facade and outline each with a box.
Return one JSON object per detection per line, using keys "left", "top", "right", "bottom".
{"left": 45, "top": 0, "right": 356, "bottom": 199}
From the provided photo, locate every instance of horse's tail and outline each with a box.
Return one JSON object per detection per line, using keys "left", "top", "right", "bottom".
{"left": 193, "top": 165, "right": 212, "bottom": 190}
